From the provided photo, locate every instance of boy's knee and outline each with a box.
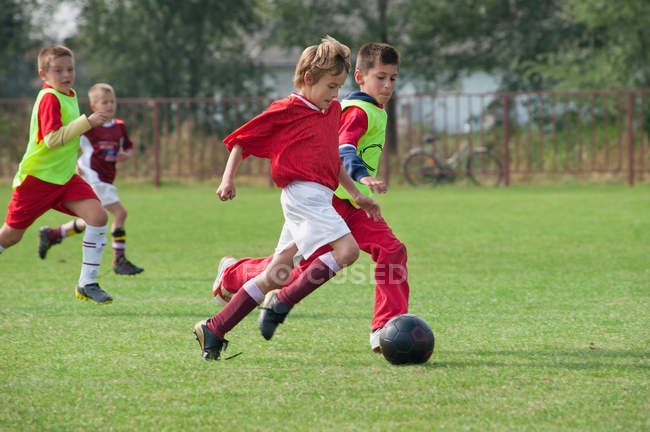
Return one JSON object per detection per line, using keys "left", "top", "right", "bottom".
{"left": 0, "top": 226, "right": 24, "bottom": 247}
{"left": 338, "top": 244, "right": 360, "bottom": 268}
{"left": 93, "top": 209, "right": 109, "bottom": 226}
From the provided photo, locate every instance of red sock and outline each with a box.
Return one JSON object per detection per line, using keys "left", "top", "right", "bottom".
{"left": 207, "top": 289, "right": 258, "bottom": 339}
{"left": 48, "top": 227, "right": 63, "bottom": 242}
{"left": 278, "top": 257, "right": 336, "bottom": 308}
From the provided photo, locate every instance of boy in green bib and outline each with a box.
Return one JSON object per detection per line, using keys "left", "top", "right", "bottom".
{"left": 0, "top": 45, "right": 114, "bottom": 304}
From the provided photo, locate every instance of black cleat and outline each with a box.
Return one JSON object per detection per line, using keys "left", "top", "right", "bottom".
{"left": 193, "top": 319, "right": 228, "bottom": 360}
{"left": 113, "top": 256, "right": 144, "bottom": 275}
{"left": 258, "top": 290, "right": 290, "bottom": 340}
{"left": 38, "top": 226, "right": 61, "bottom": 259}
{"left": 76, "top": 283, "right": 113, "bottom": 304}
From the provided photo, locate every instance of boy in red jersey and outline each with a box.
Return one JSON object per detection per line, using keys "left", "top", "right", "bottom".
{"left": 0, "top": 45, "right": 114, "bottom": 304}
{"left": 212, "top": 43, "right": 407, "bottom": 353}
{"left": 193, "top": 36, "right": 381, "bottom": 360}
{"left": 38, "top": 83, "right": 144, "bottom": 275}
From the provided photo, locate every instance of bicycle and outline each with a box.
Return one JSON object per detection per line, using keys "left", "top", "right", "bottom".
{"left": 403, "top": 130, "right": 503, "bottom": 187}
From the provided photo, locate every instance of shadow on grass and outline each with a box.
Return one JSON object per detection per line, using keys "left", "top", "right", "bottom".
{"left": 431, "top": 349, "right": 649, "bottom": 371}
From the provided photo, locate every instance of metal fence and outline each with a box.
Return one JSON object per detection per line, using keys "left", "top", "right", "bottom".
{"left": 1, "top": 89, "right": 648, "bottom": 186}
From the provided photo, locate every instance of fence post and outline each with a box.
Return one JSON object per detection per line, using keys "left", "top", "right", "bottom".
{"left": 502, "top": 93, "right": 511, "bottom": 186}
{"left": 152, "top": 99, "right": 160, "bottom": 188}
{"left": 626, "top": 91, "right": 635, "bottom": 186}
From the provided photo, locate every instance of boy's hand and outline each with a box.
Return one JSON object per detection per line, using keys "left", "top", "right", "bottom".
{"left": 354, "top": 194, "right": 381, "bottom": 221}
{"left": 88, "top": 111, "right": 111, "bottom": 128}
{"left": 115, "top": 151, "right": 130, "bottom": 163}
{"left": 217, "top": 179, "right": 236, "bottom": 201}
{"left": 359, "top": 176, "right": 387, "bottom": 194}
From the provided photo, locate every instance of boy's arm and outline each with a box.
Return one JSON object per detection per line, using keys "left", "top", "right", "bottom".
{"left": 338, "top": 107, "right": 387, "bottom": 194}
{"left": 338, "top": 165, "right": 381, "bottom": 221}
{"left": 43, "top": 111, "right": 111, "bottom": 149}
{"left": 216, "top": 144, "right": 244, "bottom": 201}
{"left": 116, "top": 148, "right": 133, "bottom": 163}
{"left": 116, "top": 124, "right": 134, "bottom": 162}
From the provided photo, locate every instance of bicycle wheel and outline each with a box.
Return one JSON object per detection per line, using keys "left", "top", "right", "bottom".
{"left": 466, "top": 148, "right": 503, "bottom": 186}
{"left": 403, "top": 149, "right": 445, "bottom": 186}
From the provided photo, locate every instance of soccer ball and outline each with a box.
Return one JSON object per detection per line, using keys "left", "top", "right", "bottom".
{"left": 380, "top": 314, "right": 435, "bottom": 365}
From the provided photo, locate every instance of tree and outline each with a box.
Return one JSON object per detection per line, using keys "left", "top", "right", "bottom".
{"left": 69, "top": 0, "right": 266, "bottom": 97}
{"left": 0, "top": 0, "right": 41, "bottom": 97}
{"left": 530, "top": 0, "right": 650, "bottom": 90}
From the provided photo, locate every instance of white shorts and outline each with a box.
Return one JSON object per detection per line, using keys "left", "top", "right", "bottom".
{"left": 275, "top": 181, "right": 351, "bottom": 264}
{"left": 86, "top": 181, "right": 120, "bottom": 207}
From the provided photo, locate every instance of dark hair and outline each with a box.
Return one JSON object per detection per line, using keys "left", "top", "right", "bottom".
{"left": 356, "top": 43, "right": 400, "bottom": 73}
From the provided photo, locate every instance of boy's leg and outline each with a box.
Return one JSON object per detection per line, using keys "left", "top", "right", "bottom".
{"left": 0, "top": 223, "right": 26, "bottom": 252}
{"left": 105, "top": 201, "right": 143, "bottom": 275}
{"left": 333, "top": 198, "right": 409, "bottom": 350}
{"left": 216, "top": 245, "right": 330, "bottom": 303}
{"left": 194, "top": 247, "right": 297, "bottom": 360}
{"left": 259, "top": 234, "right": 359, "bottom": 340}
{"left": 38, "top": 219, "right": 85, "bottom": 259}
{"left": 64, "top": 198, "right": 112, "bottom": 304}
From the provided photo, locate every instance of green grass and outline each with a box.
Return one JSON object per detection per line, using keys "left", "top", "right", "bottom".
{"left": 1, "top": 183, "right": 648, "bottom": 431}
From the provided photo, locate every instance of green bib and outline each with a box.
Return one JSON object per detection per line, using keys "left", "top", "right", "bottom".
{"left": 334, "top": 99, "right": 387, "bottom": 206}
{"left": 13, "top": 88, "right": 82, "bottom": 188}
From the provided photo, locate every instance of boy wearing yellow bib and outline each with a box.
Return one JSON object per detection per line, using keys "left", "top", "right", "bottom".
{"left": 0, "top": 45, "right": 114, "bottom": 304}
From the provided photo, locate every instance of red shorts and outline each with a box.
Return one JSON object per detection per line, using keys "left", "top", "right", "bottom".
{"left": 4, "top": 174, "right": 98, "bottom": 229}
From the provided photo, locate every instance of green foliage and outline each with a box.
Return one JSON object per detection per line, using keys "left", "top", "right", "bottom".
{"left": 0, "top": 0, "right": 40, "bottom": 97}
{"left": 1, "top": 184, "right": 649, "bottom": 430}
{"left": 68, "top": 0, "right": 267, "bottom": 97}
{"left": 531, "top": 0, "right": 650, "bottom": 90}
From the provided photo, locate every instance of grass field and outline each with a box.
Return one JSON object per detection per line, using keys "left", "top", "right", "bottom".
{"left": 1, "top": 182, "right": 648, "bottom": 431}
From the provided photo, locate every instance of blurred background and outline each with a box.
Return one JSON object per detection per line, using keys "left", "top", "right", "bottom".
{"left": 1, "top": 0, "right": 649, "bottom": 185}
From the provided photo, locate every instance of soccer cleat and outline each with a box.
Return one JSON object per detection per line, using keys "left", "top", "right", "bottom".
{"left": 370, "top": 328, "right": 383, "bottom": 353}
{"left": 38, "top": 226, "right": 61, "bottom": 259}
{"left": 193, "top": 319, "right": 228, "bottom": 360}
{"left": 258, "top": 290, "right": 290, "bottom": 340}
{"left": 113, "top": 256, "right": 144, "bottom": 275}
{"left": 212, "top": 256, "right": 237, "bottom": 305}
{"left": 76, "top": 283, "right": 113, "bottom": 304}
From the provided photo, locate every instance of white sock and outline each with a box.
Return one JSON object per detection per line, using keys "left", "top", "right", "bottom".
{"left": 318, "top": 251, "right": 341, "bottom": 273}
{"left": 243, "top": 280, "right": 265, "bottom": 304}
{"left": 0, "top": 244, "right": 5, "bottom": 254}
{"left": 79, "top": 224, "right": 107, "bottom": 286}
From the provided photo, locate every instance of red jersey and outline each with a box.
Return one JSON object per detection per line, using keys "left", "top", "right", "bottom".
{"left": 224, "top": 93, "right": 342, "bottom": 191}
{"left": 78, "top": 119, "right": 133, "bottom": 184}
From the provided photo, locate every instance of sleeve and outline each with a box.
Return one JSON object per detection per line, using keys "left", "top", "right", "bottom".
{"left": 223, "top": 101, "right": 286, "bottom": 159}
{"left": 338, "top": 106, "right": 371, "bottom": 181}
{"left": 38, "top": 93, "right": 63, "bottom": 140}
{"left": 120, "top": 123, "right": 134, "bottom": 151}
{"left": 338, "top": 106, "right": 367, "bottom": 148}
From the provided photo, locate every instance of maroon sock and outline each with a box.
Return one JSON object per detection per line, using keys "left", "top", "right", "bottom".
{"left": 48, "top": 227, "right": 63, "bottom": 242}
{"left": 206, "top": 289, "right": 258, "bottom": 339}
{"left": 278, "top": 258, "right": 335, "bottom": 308}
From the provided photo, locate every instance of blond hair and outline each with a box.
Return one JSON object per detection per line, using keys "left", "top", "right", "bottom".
{"left": 88, "top": 83, "right": 115, "bottom": 104}
{"left": 293, "top": 36, "right": 351, "bottom": 89}
{"left": 38, "top": 45, "right": 74, "bottom": 72}
{"left": 355, "top": 42, "right": 400, "bottom": 74}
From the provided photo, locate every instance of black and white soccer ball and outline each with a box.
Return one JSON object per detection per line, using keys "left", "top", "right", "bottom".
{"left": 380, "top": 314, "right": 434, "bottom": 365}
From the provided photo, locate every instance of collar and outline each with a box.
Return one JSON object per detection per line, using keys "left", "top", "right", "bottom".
{"left": 43, "top": 83, "right": 75, "bottom": 97}
{"left": 343, "top": 91, "right": 383, "bottom": 108}
{"left": 102, "top": 119, "right": 116, "bottom": 127}
{"left": 291, "top": 92, "right": 325, "bottom": 113}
